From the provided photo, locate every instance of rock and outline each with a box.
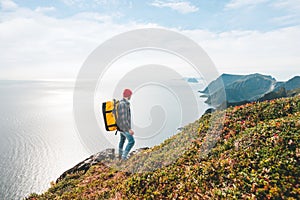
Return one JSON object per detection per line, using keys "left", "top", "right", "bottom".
{"left": 204, "top": 108, "right": 215, "bottom": 114}
{"left": 177, "top": 127, "right": 184, "bottom": 131}
{"left": 56, "top": 147, "right": 150, "bottom": 183}
{"left": 56, "top": 148, "right": 115, "bottom": 183}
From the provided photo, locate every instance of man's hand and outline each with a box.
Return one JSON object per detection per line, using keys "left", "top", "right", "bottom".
{"left": 129, "top": 129, "right": 134, "bottom": 135}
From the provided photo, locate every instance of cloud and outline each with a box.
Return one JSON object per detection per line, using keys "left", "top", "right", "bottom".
{"left": 60, "top": 0, "right": 82, "bottom": 7}
{"left": 150, "top": 0, "right": 199, "bottom": 14}
{"left": 0, "top": 2, "right": 160, "bottom": 80}
{"left": 224, "top": 0, "right": 300, "bottom": 30}
{"left": 35, "top": 6, "right": 56, "bottom": 13}
{"left": 225, "top": 0, "right": 270, "bottom": 9}
{"left": 269, "top": 0, "right": 300, "bottom": 26}
{"left": 0, "top": 0, "right": 17, "bottom": 10}
{"left": 0, "top": 0, "right": 299, "bottom": 81}
{"left": 61, "top": 0, "right": 121, "bottom": 8}
{"left": 225, "top": 0, "right": 300, "bottom": 11}
{"left": 271, "top": 14, "right": 299, "bottom": 26}
{"left": 182, "top": 26, "right": 300, "bottom": 80}
{"left": 272, "top": 0, "right": 300, "bottom": 11}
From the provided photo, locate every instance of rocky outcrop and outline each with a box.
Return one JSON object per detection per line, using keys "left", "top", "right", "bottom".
{"left": 56, "top": 147, "right": 149, "bottom": 183}
{"left": 56, "top": 148, "right": 115, "bottom": 183}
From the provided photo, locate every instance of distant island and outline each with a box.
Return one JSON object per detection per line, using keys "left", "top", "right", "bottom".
{"left": 186, "top": 77, "right": 198, "bottom": 83}
{"left": 199, "top": 73, "right": 300, "bottom": 108}
{"left": 184, "top": 77, "right": 203, "bottom": 83}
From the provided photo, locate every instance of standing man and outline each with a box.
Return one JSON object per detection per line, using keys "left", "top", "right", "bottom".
{"left": 117, "top": 89, "right": 135, "bottom": 160}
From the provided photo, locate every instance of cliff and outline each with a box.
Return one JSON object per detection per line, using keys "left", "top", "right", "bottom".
{"left": 200, "top": 73, "right": 300, "bottom": 108}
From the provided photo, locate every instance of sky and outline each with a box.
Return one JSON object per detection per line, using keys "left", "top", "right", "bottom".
{"left": 0, "top": 0, "right": 300, "bottom": 81}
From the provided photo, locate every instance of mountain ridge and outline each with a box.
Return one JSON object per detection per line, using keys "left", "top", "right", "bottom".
{"left": 200, "top": 73, "right": 300, "bottom": 108}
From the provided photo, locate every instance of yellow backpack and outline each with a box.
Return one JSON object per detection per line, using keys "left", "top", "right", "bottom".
{"left": 102, "top": 99, "right": 119, "bottom": 133}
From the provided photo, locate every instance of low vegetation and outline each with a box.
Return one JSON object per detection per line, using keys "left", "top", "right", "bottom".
{"left": 28, "top": 95, "right": 300, "bottom": 199}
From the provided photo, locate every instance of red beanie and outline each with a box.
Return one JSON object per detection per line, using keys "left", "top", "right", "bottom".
{"left": 123, "top": 89, "right": 132, "bottom": 98}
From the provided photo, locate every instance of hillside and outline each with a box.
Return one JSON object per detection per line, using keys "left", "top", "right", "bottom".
{"left": 28, "top": 95, "right": 300, "bottom": 199}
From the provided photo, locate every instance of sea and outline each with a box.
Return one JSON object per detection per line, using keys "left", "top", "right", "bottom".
{"left": 0, "top": 79, "right": 208, "bottom": 199}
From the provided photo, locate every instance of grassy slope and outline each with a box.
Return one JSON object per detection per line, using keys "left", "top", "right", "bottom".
{"left": 28, "top": 95, "right": 300, "bottom": 200}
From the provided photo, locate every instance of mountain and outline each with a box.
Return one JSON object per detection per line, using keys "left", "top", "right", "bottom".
{"left": 200, "top": 73, "right": 300, "bottom": 108}
{"left": 258, "top": 87, "right": 287, "bottom": 102}
{"left": 258, "top": 76, "right": 300, "bottom": 102}
{"left": 200, "top": 73, "right": 245, "bottom": 94}
{"left": 275, "top": 76, "right": 300, "bottom": 91}
{"left": 27, "top": 95, "right": 300, "bottom": 199}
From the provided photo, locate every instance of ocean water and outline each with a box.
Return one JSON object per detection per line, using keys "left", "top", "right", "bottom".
{"left": 0, "top": 80, "right": 89, "bottom": 200}
{"left": 0, "top": 80, "right": 208, "bottom": 199}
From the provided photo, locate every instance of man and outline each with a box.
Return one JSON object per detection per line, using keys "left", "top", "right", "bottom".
{"left": 117, "top": 88, "right": 135, "bottom": 160}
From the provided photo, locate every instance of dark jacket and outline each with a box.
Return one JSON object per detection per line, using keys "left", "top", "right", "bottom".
{"left": 117, "top": 98, "right": 131, "bottom": 132}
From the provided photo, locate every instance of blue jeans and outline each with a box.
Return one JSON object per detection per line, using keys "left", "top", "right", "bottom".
{"left": 118, "top": 131, "right": 135, "bottom": 159}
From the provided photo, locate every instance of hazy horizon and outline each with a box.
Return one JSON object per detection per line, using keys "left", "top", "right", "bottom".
{"left": 1, "top": 71, "right": 298, "bottom": 82}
